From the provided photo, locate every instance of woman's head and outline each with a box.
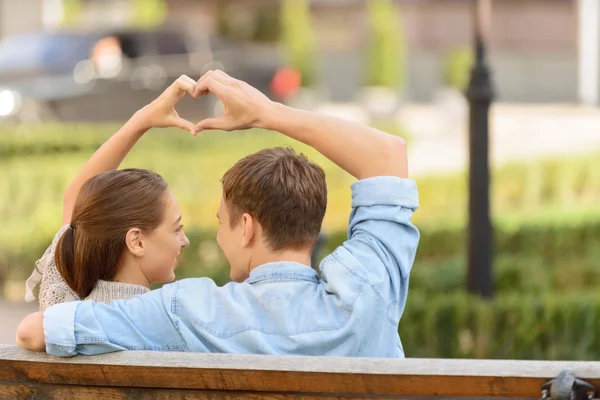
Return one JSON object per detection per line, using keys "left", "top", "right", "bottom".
{"left": 55, "top": 169, "right": 189, "bottom": 298}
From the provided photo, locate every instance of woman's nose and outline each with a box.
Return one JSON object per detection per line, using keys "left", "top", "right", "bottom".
{"left": 180, "top": 233, "right": 190, "bottom": 248}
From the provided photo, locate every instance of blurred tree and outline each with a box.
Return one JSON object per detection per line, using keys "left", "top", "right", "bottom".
{"left": 217, "top": 2, "right": 235, "bottom": 38}
{"left": 252, "top": 6, "right": 280, "bottom": 42}
{"left": 132, "top": 0, "right": 167, "bottom": 28}
{"left": 365, "top": 0, "right": 406, "bottom": 89}
{"left": 443, "top": 47, "right": 474, "bottom": 90}
{"left": 62, "top": 0, "right": 83, "bottom": 26}
{"left": 280, "top": 0, "right": 316, "bottom": 87}
{"left": 218, "top": 4, "right": 280, "bottom": 43}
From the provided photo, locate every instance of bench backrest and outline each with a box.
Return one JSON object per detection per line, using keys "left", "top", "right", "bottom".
{"left": 2, "top": 344, "right": 600, "bottom": 399}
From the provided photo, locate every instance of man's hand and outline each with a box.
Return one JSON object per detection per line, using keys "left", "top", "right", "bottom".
{"left": 16, "top": 312, "right": 46, "bottom": 352}
{"left": 194, "top": 70, "right": 274, "bottom": 133}
{"left": 192, "top": 69, "right": 407, "bottom": 179}
{"left": 134, "top": 75, "right": 198, "bottom": 134}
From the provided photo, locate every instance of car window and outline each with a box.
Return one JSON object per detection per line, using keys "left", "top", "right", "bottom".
{"left": 0, "top": 32, "right": 97, "bottom": 73}
{"left": 154, "top": 31, "right": 189, "bottom": 55}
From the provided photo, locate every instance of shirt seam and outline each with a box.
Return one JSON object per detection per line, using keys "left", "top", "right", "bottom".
{"left": 168, "top": 282, "right": 189, "bottom": 351}
{"left": 331, "top": 249, "right": 389, "bottom": 305}
{"left": 247, "top": 273, "right": 319, "bottom": 284}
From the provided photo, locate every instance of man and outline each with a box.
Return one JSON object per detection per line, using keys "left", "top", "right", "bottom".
{"left": 17, "top": 70, "right": 419, "bottom": 358}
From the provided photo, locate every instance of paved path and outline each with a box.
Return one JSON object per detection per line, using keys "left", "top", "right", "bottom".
{"left": 319, "top": 102, "right": 600, "bottom": 176}
{"left": 0, "top": 299, "right": 37, "bottom": 345}
{"left": 405, "top": 104, "right": 600, "bottom": 176}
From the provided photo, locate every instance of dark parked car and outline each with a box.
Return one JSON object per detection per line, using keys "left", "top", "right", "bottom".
{"left": 0, "top": 27, "right": 281, "bottom": 122}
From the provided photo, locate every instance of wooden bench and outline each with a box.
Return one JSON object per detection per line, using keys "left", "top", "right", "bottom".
{"left": 1, "top": 344, "right": 599, "bottom": 399}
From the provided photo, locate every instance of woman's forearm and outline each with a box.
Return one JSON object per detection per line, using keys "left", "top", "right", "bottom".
{"left": 62, "top": 114, "right": 148, "bottom": 224}
{"left": 16, "top": 312, "right": 45, "bottom": 352}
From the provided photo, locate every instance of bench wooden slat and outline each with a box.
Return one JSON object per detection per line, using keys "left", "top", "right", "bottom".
{"left": 2, "top": 345, "right": 600, "bottom": 399}
{"left": 0, "top": 382, "right": 442, "bottom": 400}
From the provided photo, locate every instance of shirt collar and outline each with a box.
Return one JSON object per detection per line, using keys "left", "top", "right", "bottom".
{"left": 245, "top": 262, "right": 319, "bottom": 284}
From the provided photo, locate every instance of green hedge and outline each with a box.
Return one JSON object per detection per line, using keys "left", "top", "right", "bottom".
{"left": 401, "top": 291, "right": 600, "bottom": 360}
{"left": 7, "top": 220, "right": 600, "bottom": 296}
{"left": 324, "top": 220, "right": 600, "bottom": 261}
{"left": 2, "top": 124, "right": 600, "bottom": 294}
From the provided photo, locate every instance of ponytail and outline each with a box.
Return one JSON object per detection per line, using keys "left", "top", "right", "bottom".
{"left": 55, "top": 226, "right": 100, "bottom": 299}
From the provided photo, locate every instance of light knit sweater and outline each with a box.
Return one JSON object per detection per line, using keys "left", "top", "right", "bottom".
{"left": 25, "top": 225, "right": 149, "bottom": 312}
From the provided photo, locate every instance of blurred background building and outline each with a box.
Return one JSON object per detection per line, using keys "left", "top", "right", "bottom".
{"left": 0, "top": 0, "right": 598, "bottom": 107}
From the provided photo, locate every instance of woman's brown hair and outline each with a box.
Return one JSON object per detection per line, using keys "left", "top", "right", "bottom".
{"left": 55, "top": 168, "right": 169, "bottom": 298}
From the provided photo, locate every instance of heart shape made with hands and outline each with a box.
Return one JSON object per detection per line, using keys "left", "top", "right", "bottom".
{"left": 149, "top": 70, "right": 270, "bottom": 136}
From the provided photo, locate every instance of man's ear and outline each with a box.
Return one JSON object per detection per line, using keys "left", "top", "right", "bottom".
{"left": 240, "top": 213, "right": 255, "bottom": 248}
{"left": 125, "top": 228, "right": 144, "bottom": 257}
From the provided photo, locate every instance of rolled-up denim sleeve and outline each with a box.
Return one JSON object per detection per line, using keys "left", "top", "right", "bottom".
{"left": 43, "top": 284, "right": 187, "bottom": 357}
{"left": 321, "top": 177, "right": 420, "bottom": 308}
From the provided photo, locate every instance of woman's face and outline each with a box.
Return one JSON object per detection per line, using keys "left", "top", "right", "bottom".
{"left": 139, "top": 190, "right": 190, "bottom": 284}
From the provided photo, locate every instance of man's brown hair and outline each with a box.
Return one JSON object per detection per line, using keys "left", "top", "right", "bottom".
{"left": 55, "top": 169, "right": 169, "bottom": 298}
{"left": 221, "top": 147, "right": 327, "bottom": 251}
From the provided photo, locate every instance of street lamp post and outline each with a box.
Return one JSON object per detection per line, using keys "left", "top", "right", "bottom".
{"left": 466, "top": 0, "right": 494, "bottom": 298}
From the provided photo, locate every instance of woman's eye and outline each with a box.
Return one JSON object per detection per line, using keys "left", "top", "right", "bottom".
{"left": 176, "top": 225, "right": 184, "bottom": 232}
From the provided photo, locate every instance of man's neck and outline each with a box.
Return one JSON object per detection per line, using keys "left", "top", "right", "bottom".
{"left": 248, "top": 248, "right": 312, "bottom": 272}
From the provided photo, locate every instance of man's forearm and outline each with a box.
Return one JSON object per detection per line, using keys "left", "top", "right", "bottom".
{"left": 62, "top": 115, "right": 148, "bottom": 224}
{"left": 260, "top": 102, "right": 408, "bottom": 180}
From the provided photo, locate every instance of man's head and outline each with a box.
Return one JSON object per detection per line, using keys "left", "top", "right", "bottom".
{"left": 217, "top": 147, "right": 327, "bottom": 281}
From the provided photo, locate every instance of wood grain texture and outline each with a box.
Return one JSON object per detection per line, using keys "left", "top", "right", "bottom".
{"left": 2, "top": 345, "right": 599, "bottom": 399}
{"left": 0, "top": 382, "right": 456, "bottom": 400}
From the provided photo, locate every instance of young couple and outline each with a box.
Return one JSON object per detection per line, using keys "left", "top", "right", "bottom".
{"left": 16, "top": 70, "right": 420, "bottom": 358}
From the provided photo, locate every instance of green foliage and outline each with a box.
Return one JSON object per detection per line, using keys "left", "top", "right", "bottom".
{"left": 131, "top": 0, "right": 167, "bottom": 28}
{"left": 217, "top": 4, "right": 280, "bottom": 42}
{"left": 321, "top": 220, "right": 600, "bottom": 295}
{"left": 401, "top": 291, "right": 600, "bottom": 360}
{"left": 442, "top": 47, "right": 474, "bottom": 90}
{"left": 365, "top": 0, "right": 406, "bottom": 89}
{"left": 62, "top": 0, "right": 83, "bottom": 26}
{"left": 280, "top": 0, "right": 316, "bottom": 87}
{"left": 253, "top": 6, "right": 281, "bottom": 42}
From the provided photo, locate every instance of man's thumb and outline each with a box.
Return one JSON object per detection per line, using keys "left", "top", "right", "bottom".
{"left": 195, "top": 117, "right": 231, "bottom": 133}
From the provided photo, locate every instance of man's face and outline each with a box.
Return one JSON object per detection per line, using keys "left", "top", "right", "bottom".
{"left": 216, "top": 197, "right": 249, "bottom": 282}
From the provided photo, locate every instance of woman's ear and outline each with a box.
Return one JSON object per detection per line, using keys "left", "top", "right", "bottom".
{"left": 124, "top": 228, "right": 144, "bottom": 257}
{"left": 240, "top": 213, "right": 255, "bottom": 248}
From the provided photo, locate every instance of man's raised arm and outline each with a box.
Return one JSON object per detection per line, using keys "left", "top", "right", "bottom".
{"left": 194, "top": 70, "right": 407, "bottom": 180}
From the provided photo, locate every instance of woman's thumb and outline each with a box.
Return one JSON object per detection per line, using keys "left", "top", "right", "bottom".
{"left": 171, "top": 117, "right": 196, "bottom": 135}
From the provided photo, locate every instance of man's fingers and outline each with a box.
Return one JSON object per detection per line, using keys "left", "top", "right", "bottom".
{"left": 194, "top": 70, "right": 237, "bottom": 95}
{"left": 196, "top": 77, "right": 231, "bottom": 100}
{"left": 210, "top": 70, "right": 241, "bottom": 89}
{"left": 212, "top": 69, "right": 236, "bottom": 82}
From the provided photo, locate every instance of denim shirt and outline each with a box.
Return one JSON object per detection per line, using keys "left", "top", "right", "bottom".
{"left": 43, "top": 177, "right": 420, "bottom": 358}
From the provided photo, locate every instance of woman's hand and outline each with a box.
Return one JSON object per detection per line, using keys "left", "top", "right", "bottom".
{"left": 16, "top": 312, "right": 46, "bottom": 352}
{"left": 133, "top": 75, "right": 198, "bottom": 134}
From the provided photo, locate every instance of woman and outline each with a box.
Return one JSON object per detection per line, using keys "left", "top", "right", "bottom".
{"left": 24, "top": 75, "right": 199, "bottom": 311}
